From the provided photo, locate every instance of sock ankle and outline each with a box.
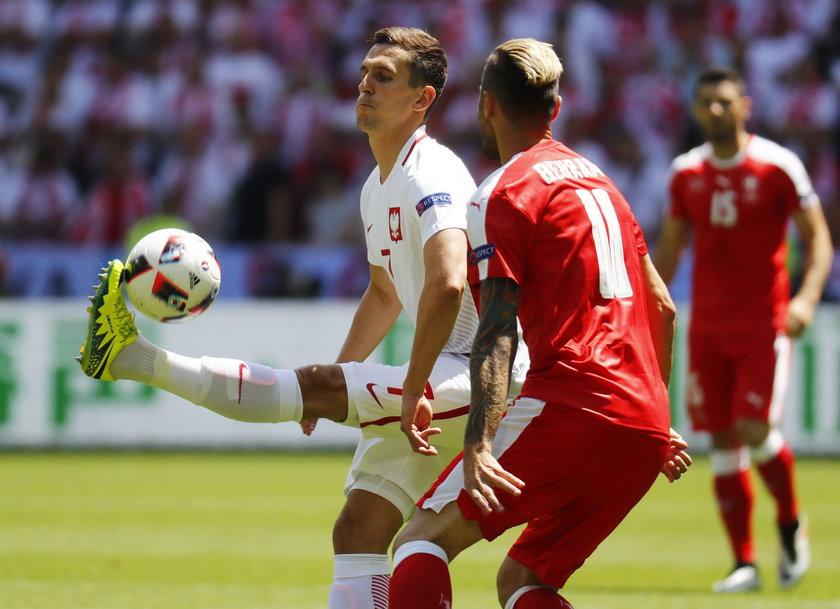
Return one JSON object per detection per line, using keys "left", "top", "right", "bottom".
{"left": 779, "top": 519, "right": 800, "bottom": 561}
{"left": 110, "top": 335, "right": 158, "bottom": 383}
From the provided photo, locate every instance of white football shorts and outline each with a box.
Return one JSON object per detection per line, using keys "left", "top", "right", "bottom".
{"left": 339, "top": 348, "right": 529, "bottom": 519}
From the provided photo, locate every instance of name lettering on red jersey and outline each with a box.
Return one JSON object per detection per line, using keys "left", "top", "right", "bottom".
{"left": 533, "top": 158, "right": 605, "bottom": 184}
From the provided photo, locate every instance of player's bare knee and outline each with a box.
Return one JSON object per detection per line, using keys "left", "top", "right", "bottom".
{"left": 735, "top": 419, "right": 770, "bottom": 447}
{"left": 395, "top": 504, "right": 480, "bottom": 561}
{"left": 332, "top": 504, "right": 363, "bottom": 547}
{"left": 332, "top": 506, "right": 390, "bottom": 553}
{"left": 333, "top": 491, "right": 404, "bottom": 553}
{"left": 496, "top": 556, "right": 551, "bottom": 606}
{"left": 296, "top": 365, "right": 349, "bottom": 421}
{"left": 710, "top": 430, "right": 740, "bottom": 450}
{"left": 393, "top": 516, "right": 427, "bottom": 549}
{"left": 393, "top": 508, "right": 450, "bottom": 552}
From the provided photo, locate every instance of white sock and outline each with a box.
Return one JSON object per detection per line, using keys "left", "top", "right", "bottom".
{"left": 113, "top": 336, "right": 303, "bottom": 422}
{"left": 111, "top": 335, "right": 158, "bottom": 383}
{"left": 751, "top": 428, "right": 785, "bottom": 464}
{"left": 328, "top": 554, "right": 390, "bottom": 609}
{"left": 710, "top": 446, "right": 751, "bottom": 475}
{"left": 392, "top": 540, "right": 449, "bottom": 571}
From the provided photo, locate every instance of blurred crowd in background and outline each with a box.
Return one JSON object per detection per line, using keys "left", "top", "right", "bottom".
{"left": 0, "top": 0, "right": 839, "bottom": 297}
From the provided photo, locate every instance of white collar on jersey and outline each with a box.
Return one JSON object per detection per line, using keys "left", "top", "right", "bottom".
{"left": 707, "top": 134, "right": 753, "bottom": 169}
{"left": 397, "top": 125, "right": 429, "bottom": 167}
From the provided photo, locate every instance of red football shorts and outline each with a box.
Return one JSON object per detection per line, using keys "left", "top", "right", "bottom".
{"left": 685, "top": 330, "right": 792, "bottom": 432}
{"left": 419, "top": 398, "right": 669, "bottom": 588}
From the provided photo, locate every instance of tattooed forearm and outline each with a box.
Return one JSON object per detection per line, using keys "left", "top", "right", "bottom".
{"left": 466, "top": 277, "right": 520, "bottom": 446}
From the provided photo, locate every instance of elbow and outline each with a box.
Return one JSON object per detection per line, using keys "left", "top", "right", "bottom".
{"left": 658, "top": 296, "right": 677, "bottom": 330}
{"left": 663, "top": 298, "right": 677, "bottom": 322}
{"left": 427, "top": 269, "right": 466, "bottom": 300}
{"left": 438, "top": 279, "right": 466, "bottom": 303}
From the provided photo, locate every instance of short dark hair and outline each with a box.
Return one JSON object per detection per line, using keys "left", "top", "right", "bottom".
{"left": 480, "top": 38, "right": 562, "bottom": 122}
{"left": 694, "top": 67, "right": 747, "bottom": 98}
{"left": 371, "top": 27, "right": 447, "bottom": 116}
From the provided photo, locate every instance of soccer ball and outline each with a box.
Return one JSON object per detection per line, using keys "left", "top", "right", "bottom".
{"left": 124, "top": 228, "right": 221, "bottom": 322}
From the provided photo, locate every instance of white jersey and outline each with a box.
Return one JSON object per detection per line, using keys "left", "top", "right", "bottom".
{"left": 360, "top": 125, "right": 478, "bottom": 354}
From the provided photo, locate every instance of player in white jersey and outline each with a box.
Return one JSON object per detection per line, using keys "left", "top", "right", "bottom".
{"left": 78, "top": 28, "right": 525, "bottom": 609}
{"left": 360, "top": 124, "right": 478, "bottom": 355}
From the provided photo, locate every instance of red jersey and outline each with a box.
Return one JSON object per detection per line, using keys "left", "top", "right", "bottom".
{"left": 466, "top": 139, "right": 669, "bottom": 437}
{"left": 668, "top": 135, "right": 818, "bottom": 336}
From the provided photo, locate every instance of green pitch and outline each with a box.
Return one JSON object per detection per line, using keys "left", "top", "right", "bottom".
{"left": 0, "top": 452, "right": 838, "bottom": 609}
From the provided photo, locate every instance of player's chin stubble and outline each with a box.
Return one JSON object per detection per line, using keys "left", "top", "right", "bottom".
{"left": 480, "top": 128, "right": 500, "bottom": 163}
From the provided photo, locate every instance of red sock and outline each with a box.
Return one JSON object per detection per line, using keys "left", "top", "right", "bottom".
{"left": 511, "top": 588, "right": 575, "bottom": 608}
{"left": 389, "top": 552, "right": 452, "bottom": 609}
{"left": 756, "top": 440, "right": 799, "bottom": 526}
{"left": 714, "top": 469, "right": 755, "bottom": 564}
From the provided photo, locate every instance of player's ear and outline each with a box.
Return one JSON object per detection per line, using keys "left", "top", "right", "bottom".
{"left": 741, "top": 95, "right": 752, "bottom": 122}
{"left": 480, "top": 90, "right": 495, "bottom": 118}
{"left": 415, "top": 85, "right": 436, "bottom": 114}
{"left": 551, "top": 95, "right": 562, "bottom": 121}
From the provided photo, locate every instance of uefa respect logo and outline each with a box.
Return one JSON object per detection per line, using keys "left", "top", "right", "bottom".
{"left": 468, "top": 243, "right": 495, "bottom": 265}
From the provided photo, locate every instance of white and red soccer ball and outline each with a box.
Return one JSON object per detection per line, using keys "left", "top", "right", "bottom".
{"left": 124, "top": 228, "right": 221, "bottom": 322}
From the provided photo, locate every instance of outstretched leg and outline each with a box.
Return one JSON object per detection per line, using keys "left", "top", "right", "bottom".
{"left": 80, "top": 260, "right": 352, "bottom": 424}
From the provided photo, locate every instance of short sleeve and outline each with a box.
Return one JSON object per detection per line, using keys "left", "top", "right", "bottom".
{"left": 475, "top": 189, "right": 535, "bottom": 285}
{"left": 774, "top": 149, "right": 819, "bottom": 213}
{"left": 408, "top": 159, "right": 475, "bottom": 245}
{"left": 631, "top": 216, "right": 649, "bottom": 256}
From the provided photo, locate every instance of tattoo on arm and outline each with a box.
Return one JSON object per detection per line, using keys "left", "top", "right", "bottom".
{"left": 467, "top": 277, "right": 520, "bottom": 446}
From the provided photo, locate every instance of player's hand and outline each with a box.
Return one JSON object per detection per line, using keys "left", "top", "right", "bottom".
{"left": 660, "top": 427, "right": 692, "bottom": 483}
{"left": 299, "top": 418, "right": 318, "bottom": 436}
{"left": 785, "top": 295, "right": 815, "bottom": 338}
{"left": 400, "top": 391, "right": 441, "bottom": 456}
{"left": 463, "top": 442, "right": 524, "bottom": 515}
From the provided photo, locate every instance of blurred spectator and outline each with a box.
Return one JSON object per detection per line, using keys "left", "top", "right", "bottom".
{"left": 157, "top": 48, "right": 218, "bottom": 134}
{"left": 227, "top": 131, "right": 295, "bottom": 243}
{"left": 0, "top": 131, "right": 78, "bottom": 242}
{"left": 86, "top": 47, "right": 155, "bottom": 139}
{"left": 68, "top": 134, "right": 154, "bottom": 245}
{"left": 156, "top": 123, "right": 250, "bottom": 240}
{"left": 305, "top": 166, "right": 363, "bottom": 246}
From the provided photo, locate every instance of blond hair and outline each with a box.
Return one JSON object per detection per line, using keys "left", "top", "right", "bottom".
{"left": 496, "top": 38, "right": 563, "bottom": 86}
{"left": 481, "top": 38, "right": 562, "bottom": 121}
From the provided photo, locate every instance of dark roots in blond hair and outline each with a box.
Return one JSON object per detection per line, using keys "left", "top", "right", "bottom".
{"left": 481, "top": 38, "right": 563, "bottom": 122}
